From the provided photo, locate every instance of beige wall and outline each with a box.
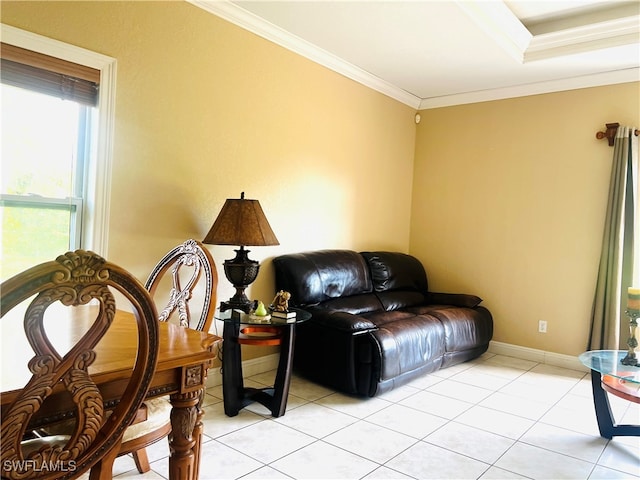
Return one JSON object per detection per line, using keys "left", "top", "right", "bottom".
{"left": 412, "top": 82, "right": 640, "bottom": 356}
{"left": 2, "top": 2, "right": 639, "bottom": 359}
{"left": 1, "top": 1, "right": 417, "bottom": 315}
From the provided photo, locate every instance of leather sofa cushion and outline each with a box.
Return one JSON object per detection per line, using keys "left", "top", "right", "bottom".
{"left": 376, "top": 291, "right": 428, "bottom": 311}
{"left": 407, "top": 305, "right": 493, "bottom": 353}
{"left": 365, "top": 312, "right": 446, "bottom": 380}
{"left": 306, "top": 309, "right": 378, "bottom": 333}
{"left": 361, "top": 309, "right": 419, "bottom": 328}
{"left": 273, "top": 250, "right": 372, "bottom": 306}
{"left": 361, "top": 251, "right": 428, "bottom": 293}
{"left": 317, "top": 293, "right": 383, "bottom": 315}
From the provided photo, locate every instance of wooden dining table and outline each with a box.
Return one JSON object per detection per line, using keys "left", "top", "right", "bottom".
{"left": 0, "top": 306, "right": 221, "bottom": 480}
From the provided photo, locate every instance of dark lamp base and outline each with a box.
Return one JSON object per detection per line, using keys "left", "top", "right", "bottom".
{"left": 220, "top": 298, "right": 255, "bottom": 314}
{"left": 220, "top": 246, "right": 260, "bottom": 314}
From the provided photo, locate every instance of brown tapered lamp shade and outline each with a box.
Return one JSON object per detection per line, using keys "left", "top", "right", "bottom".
{"left": 203, "top": 192, "right": 279, "bottom": 313}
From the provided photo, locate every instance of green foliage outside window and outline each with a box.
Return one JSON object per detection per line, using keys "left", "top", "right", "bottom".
{"left": 1, "top": 206, "right": 71, "bottom": 280}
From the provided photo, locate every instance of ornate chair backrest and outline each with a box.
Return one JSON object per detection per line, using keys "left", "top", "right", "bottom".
{"left": 0, "top": 250, "right": 159, "bottom": 480}
{"left": 144, "top": 239, "right": 217, "bottom": 332}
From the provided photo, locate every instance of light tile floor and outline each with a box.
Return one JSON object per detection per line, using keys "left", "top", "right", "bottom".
{"left": 112, "top": 353, "right": 640, "bottom": 479}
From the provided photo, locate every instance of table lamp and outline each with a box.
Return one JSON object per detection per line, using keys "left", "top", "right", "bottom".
{"left": 203, "top": 192, "right": 279, "bottom": 313}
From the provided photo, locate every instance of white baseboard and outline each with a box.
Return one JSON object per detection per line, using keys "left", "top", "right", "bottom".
{"left": 488, "top": 341, "right": 588, "bottom": 373}
{"left": 207, "top": 342, "right": 588, "bottom": 388}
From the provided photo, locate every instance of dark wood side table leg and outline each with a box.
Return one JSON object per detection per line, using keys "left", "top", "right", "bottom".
{"left": 590, "top": 369, "right": 615, "bottom": 439}
{"left": 271, "top": 324, "right": 296, "bottom": 417}
{"left": 168, "top": 389, "right": 201, "bottom": 480}
{"left": 589, "top": 369, "right": 640, "bottom": 438}
{"left": 223, "top": 321, "right": 243, "bottom": 416}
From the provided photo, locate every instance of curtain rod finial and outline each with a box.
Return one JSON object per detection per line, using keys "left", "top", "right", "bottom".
{"left": 596, "top": 123, "right": 620, "bottom": 147}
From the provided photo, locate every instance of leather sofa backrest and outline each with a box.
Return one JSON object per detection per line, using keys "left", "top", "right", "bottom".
{"left": 360, "top": 251, "right": 429, "bottom": 310}
{"left": 361, "top": 251, "right": 428, "bottom": 293}
{"left": 273, "top": 250, "right": 373, "bottom": 306}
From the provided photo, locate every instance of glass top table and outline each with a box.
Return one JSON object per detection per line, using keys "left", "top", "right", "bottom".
{"left": 578, "top": 349, "right": 639, "bottom": 439}
{"left": 216, "top": 307, "right": 311, "bottom": 418}
{"left": 579, "top": 350, "right": 640, "bottom": 384}
{"left": 215, "top": 307, "right": 312, "bottom": 325}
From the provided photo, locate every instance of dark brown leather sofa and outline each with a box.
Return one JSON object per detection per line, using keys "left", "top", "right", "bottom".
{"left": 272, "top": 250, "right": 493, "bottom": 397}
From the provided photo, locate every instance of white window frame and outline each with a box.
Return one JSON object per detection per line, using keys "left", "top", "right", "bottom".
{"left": 1, "top": 24, "right": 117, "bottom": 256}
{"left": 1, "top": 194, "right": 84, "bottom": 248}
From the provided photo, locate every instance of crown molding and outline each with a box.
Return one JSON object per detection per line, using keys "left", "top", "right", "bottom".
{"left": 189, "top": 1, "right": 638, "bottom": 110}
{"left": 453, "top": 0, "right": 532, "bottom": 63}
{"left": 188, "top": 0, "right": 421, "bottom": 108}
{"left": 457, "top": 1, "right": 640, "bottom": 65}
{"left": 418, "top": 67, "right": 639, "bottom": 109}
{"left": 525, "top": 15, "right": 640, "bottom": 62}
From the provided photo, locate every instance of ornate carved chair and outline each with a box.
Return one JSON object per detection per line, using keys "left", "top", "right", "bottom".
{"left": 122, "top": 239, "right": 218, "bottom": 473}
{"left": 145, "top": 238, "right": 218, "bottom": 332}
{"left": 0, "top": 250, "right": 159, "bottom": 480}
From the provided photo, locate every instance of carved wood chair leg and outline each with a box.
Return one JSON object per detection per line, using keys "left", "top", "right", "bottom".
{"left": 89, "top": 444, "right": 121, "bottom": 480}
{"left": 132, "top": 448, "right": 151, "bottom": 473}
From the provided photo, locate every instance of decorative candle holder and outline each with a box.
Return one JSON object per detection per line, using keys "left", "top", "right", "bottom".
{"left": 621, "top": 309, "right": 639, "bottom": 366}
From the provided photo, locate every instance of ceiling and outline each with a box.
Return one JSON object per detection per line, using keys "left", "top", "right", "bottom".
{"left": 189, "top": 0, "right": 640, "bottom": 109}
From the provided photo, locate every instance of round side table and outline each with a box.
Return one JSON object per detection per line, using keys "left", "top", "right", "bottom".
{"left": 579, "top": 350, "right": 639, "bottom": 438}
{"left": 216, "top": 308, "right": 311, "bottom": 417}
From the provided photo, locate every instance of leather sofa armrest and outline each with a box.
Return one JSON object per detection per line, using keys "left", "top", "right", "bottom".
{"left": 308, "top": 308, "right": 377, "bottom": 333}
{"left": 427, "top": 292, "right": 483, "bottom": 308}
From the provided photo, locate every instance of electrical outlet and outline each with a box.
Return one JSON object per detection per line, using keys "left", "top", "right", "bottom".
{"left": 538, "top": 320, "right": 548, "bottom": 333}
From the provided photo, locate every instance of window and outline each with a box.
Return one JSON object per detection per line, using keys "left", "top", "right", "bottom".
{"left": 0, "top": 25, "right": 116, "bottom": 280}
{"left": 1, "top": 60, "right": 96, "bottom": 278}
